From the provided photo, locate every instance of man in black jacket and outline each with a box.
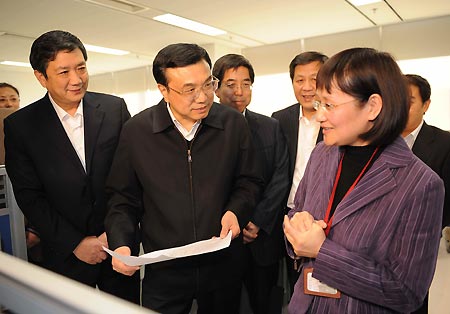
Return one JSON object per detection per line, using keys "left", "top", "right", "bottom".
{"left": 105, "top": 43, "right": 264, "bottom": 314}
{"left": 402, "top": 74, "right": 450, "bottom": 314}
{"left": 213, "top": 54, "right": 289, "bottom": 314}
{"left": 271, "top": 51, "right": 328, "bottom": 296}
{"left": 4, "top": 30, "right": 139, "bottom": 303}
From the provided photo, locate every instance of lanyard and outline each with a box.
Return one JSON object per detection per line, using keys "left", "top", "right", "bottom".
{"left": 323, "top": 146, "right": 379, "bottom": 236}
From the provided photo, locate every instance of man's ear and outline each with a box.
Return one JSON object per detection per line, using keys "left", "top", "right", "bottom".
{"left": 367, "top": 93, "right": 382, "bottom": 121}
{"left": 34, "top": 70, "right": 47, "bottom": 89}
{"left": 157, "top": 84, "right": 169, "bottom": 102}
{"left": 423, "top": 99, "right": 431, "bottom": 115}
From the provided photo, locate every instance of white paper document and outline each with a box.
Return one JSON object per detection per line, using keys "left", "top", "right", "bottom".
{"left": 103, "top": 230, "right": 232, "bottom": 267}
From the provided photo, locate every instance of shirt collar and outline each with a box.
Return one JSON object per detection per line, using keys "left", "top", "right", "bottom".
{"left": 299, "top": 104, "right": 318, "bottom": 123}
{"left": 166, "top": 102, "right": 201, "bottom": 134}
{"left": 404, "top": 119, "right": 424, "bottom": 147}
{"left": 410, "top": 119, "right": 424, "bottom": 140}
{"left": 49, "top": 93, "right": 83, "bottom": 121}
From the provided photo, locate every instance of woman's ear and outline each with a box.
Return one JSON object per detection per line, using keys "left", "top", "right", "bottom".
{"left": 367, "top": 94, "right": 382, "bottom": 121}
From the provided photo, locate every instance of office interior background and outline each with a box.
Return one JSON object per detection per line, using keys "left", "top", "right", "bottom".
{"left": 1, "top": 0, "right": 450, "bottom": 130}
{"left": 1, "top": 0, "right": 450, "bottom": 313}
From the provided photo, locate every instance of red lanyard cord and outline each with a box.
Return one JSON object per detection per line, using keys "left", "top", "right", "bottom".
{"left": 324, "top": 146, "right": 379, "bottom": 236}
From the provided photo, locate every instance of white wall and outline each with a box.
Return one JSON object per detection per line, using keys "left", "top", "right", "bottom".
{"left": 2, "top": 16, "right": 449, "bottom": 130}
{"left": 398, "top": 56, "right": 450, "bottom": 131}
{"left": 116, "top": 56, "right": 450, "bottom": 133}
{"left": 1, "top": 70, "right": 45, "bottom": 108}
{"left": 246, "top": 56, "right": 450, "bottom": 131}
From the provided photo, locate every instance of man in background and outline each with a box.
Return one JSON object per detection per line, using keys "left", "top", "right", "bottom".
{"left": 402, "top": 74, "right": 450, "bottom": 314}
{"left": 4, "top": 30, "right": 139, "bottom": 303}
{"left": 105, "top": 43, "right": 263, "bottom": 314}
{"left": 271, "top": 51, "right": 328, "bottom": 296}
{"left": 214, "top": 54, "right": 289, "bottom": 314}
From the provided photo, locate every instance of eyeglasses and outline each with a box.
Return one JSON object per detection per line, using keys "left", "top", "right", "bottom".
{"left": 167, "top": 77, "right": 219, "bottom": 101}
{"left": 313, "top": 99, "right": 358, "bottom": 112}
{"left": 223, "top": 82, "right": 252, "bottom": 91}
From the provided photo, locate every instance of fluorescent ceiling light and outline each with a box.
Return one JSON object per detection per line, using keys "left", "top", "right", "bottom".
{"left": 348, "top": 0, "right": 382, "bottom": 5}
{"left": 0, "top": 60, "right": 31, "bottom": 68}
{"left": 81, "top": 0, "right": 147, "bottom": 13}
{"left": 153, "top": 14, "right": 226, "bottom": 36}
{"left": 84, "top": 44, "right": 130, "bottom": 56}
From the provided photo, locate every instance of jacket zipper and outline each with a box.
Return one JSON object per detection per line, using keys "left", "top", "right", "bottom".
{"left": 186, "top": 124, "right": 202, "bottom": 242}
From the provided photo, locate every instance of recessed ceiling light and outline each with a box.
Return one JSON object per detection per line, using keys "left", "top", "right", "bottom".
{"left": 153, "top": 14, "right": 226, "bottom": 36}
{"left": 84, "top": 44, "right": 130, "bottom": 56}
{"left": 0, "top": 61, "right": 31, "bottom": 68}
{"left": 348, "top": 0, "right": 382, "bottom": 6}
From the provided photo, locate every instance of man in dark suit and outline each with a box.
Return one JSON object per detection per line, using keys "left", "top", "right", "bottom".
{"left": 402, "top": 74, "right": 450, "bottom": 314}
{"left": 271, "top": 51, "right": 328, "bottom": 296}
{"left": 213, "top": 54, "right": 289, "bottom": 314}
{"left": 4, "top": 30, "right": 139, "bottom": 303}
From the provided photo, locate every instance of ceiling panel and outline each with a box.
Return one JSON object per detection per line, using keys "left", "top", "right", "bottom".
{"left": 1, "top": 0, "right": 450, "bottom": 75}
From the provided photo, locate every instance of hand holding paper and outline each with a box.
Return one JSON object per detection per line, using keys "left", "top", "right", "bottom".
{"left": 104, "top": 230, "right": 232, "bottom": 267}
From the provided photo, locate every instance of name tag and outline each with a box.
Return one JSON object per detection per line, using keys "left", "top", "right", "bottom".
{"left": 303, "top": 267, "right": 341, "bottom": 299}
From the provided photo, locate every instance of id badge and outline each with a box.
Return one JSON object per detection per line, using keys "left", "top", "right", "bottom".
{"left": 303, "top": 267, "right": 341, "bottom": 299}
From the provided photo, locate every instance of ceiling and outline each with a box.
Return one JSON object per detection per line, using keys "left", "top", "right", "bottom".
{"left": 1, "top": 0, "right": 450, "bottom": 75}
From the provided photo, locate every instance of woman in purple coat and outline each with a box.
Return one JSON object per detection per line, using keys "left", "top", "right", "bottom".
{"left": 284, "top": 47, "right": 444, "bottom": 313}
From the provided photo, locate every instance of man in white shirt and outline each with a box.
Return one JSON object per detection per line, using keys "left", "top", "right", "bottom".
{"left": 4, "top": 30, "right": 139, "bottom": 303}
{"left": 271, "top": 51, "right": 328, "bottom": 296}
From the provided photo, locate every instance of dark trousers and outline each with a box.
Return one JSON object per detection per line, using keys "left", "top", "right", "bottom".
{"left": 142, "top": 268, "right": 242, "bottom": 314}
{"left": 412, "top": 292, "right": 429, "bottom": 314}
{"left": 48, "top": 254, "right": 140, "bottom": 304}
{"left": 243, "top": 256, "right": 281, "bottom": 314}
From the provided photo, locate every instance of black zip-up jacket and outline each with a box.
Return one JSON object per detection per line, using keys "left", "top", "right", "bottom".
{"left": 105, "top": 100, "right": 264, "bottom": 289}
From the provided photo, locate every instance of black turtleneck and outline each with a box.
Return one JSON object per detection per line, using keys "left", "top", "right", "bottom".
{"left": 330, "top": 145, "right": 381, "bottom": 218}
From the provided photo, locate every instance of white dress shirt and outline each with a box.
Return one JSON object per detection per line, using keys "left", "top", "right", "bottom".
{"left": 403, "top": 120, "right": 424, "bottom": 150}
{"left": 287, "top": 107, "right": 320, "bottom": 209}
{"left": 50, "top": 94, "right": 86, "bottom": 171}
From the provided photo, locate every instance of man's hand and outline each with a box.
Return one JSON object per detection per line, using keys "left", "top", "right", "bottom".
{"left": 243, "top": 221, "right": 260, "bottom": 244}
{"left": 73, "top": 236, "right": 108, "bottom": 264}
{"left": 25, "top": 230, "right": 41, "bottom": 249}
{"left": 111, "top": 246, "right": 140, "bottom": 276}
{"left": 98, "top": 232, "right": 108, "bottom": 248}
{"left": 283, "top": 212, "right": 327, "bottom": 258}
{"left": 220, "top": 210, "right": 241, "bottom": 239}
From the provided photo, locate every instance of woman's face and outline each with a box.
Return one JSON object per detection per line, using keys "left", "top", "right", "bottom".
{"left": 0, "top": 87, "right": 20, "bottom": 109}
{"left": 315, "top": 85, "right": 379, "bottom": 146}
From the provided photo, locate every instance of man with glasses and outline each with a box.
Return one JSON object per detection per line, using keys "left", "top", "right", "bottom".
{"left": 271, "top": 51, "right": 328, "bottom": 297}
{"left": 213, "top": 54, "right": 289, "bottom": 314}
{"left": 105, "top": 43, "right": 264, "bottom": 314}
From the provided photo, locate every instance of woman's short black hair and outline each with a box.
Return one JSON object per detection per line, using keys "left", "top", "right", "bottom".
{"left": 316, "top": 47, "right": 409, "bottom": 147}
